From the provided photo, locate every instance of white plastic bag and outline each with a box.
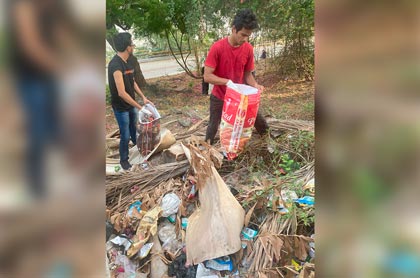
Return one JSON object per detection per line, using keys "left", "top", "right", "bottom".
{"left": 160, "top": 192, "right": 181, "bottom": 217}
{"left": 137, "top": 104, "right": 161, "bottom": 156}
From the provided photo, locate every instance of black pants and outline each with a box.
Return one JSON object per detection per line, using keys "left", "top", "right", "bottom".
{"left": 201, "top": 67, "right": 209, "bottom": 95}
{"left": 205, "top": 94, "right": 269, "bottom": 144}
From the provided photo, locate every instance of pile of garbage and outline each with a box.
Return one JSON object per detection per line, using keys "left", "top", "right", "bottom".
{"left": 106, "top": 117, "right": 315, "bottom": 278}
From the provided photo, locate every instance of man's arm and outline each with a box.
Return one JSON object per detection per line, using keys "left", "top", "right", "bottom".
{"left": 134, "top": 82, "right": 153, "bottom": 105}
{"left": 113, "top": 71, "right": 142, "bottom": 110}
{"left": 203, "top": 66, "right": 230, "bottom": 85}
{"left": 244, "top": 71, "right": 264, "bottom": 91}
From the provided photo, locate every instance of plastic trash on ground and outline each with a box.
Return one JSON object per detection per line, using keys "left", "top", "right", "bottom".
{"left": 138, "top": 243, "right": 154, "bottom": 259}
{"left": 281, "top": 190, "right": 298, "bottom": 203}
{"left": 161, "top": 192, "right": 181, "bottom": 217}
{"left": 205, "top": 256, "right": 233, "bottom": 272}
{"left": 158, "top": 220, "right": 183, "bottom": 254}
{"left": 303, "top": 178, "right": 315, "bottom": 195}
{"left": 167, "top": 214, "right": 176, "bottom": 223}
{"left": 241, "top": 227, "right": 258, "bottom": 240}
{"left": 309, "top": 234, "right": 315, "bottom": 259}
{"left": 181, "top": 218, "right": 188, "bottom": 229}
{"left": 126, "top": 200, "right": 142, "bottom": 218}
{"left": 127, "top": 206, "right": 162, "bottom": 257}
{"left": 196, "top": 263, "right": 219, "bottom": 278}
{"left": 110, "top": 236, "right": 132, "bottom": 252}
{"left": 294, "top": 196, "right": 315, "bottom": 207}
{"left": 114, "top": 253, "right": 136, "bottom": 277}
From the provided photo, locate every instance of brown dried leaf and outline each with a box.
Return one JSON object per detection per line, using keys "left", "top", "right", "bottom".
{"left": 179, "top": 200, "right": 187, "bottom": 217}
{"left": 298, "top": 263, "right": 315, "bottom": 278}
{"left": 273, "top": 189, "right": 281, "bottom": 211}
{"left": 111, "top": 213, "right": 122, "bottom": 232}
{"left": 244, "top": 203, "right": 257, "bottom": 227}
{"left": 255, "top": 199, "right": 265, "bottom": 210}
{"left": 271, "top": 236, "right": 284, "bottom": 262}
{"left": 294, "top": 237, "right": 308, "bottom": 261}
{"left": 261, "top": 178, "right": 271, "bottom": 189}
{"left": 258, "top": 272, "right": 269, "bottom": 278}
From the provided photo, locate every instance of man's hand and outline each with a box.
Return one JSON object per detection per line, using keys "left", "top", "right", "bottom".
{"left": 255, "top": 84, "right": 265, "bottom": 92}
{"left": 226, "top": 80, "right": 239, "bottom": 90}
{"left": 143, "top": 97, "right": 154, "bottom": 106}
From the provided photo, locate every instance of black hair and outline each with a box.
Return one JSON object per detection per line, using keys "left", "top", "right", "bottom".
{"left": 232, "top": 9, "right": 259, "bottom": 31}
{"left": 112, "top": 32, "right": 132, "bottom": 52}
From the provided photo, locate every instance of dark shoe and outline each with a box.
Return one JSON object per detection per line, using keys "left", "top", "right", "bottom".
{"left": 120, "top": 160, "right": 132, "bottom": 170}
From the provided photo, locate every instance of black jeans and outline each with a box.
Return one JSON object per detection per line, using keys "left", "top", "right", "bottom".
{"left": 201, "top": 67, "right": 209, "bottom": 95}
{"left": 205, "top": 94, "right": 269, "bottom": 144}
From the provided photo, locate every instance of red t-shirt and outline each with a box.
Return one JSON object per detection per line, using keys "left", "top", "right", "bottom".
{"left": 205, "top": 38, "right": 254, "bottom": 100}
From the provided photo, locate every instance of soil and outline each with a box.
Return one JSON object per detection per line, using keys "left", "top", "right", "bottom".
{"left": 105, "top": 59, "right": 314, "bottom": 140}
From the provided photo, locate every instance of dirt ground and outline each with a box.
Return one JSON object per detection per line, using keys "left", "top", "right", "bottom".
{"left": 105, "top": 59, "right": 314, "bottom": 138}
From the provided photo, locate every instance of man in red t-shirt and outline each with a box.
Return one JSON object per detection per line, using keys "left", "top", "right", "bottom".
{"left": 203, "top": 9, "right": 269, "bottom": 144}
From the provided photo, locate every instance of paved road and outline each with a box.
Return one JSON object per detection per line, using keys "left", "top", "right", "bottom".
{"left": 106, "top": 56, "right": 197, "bottom": 84}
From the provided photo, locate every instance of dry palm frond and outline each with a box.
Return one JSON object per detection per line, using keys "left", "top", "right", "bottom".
{"left": 106, "top": 160, "right": 189, "bottom": 213}
{"left": 283, "top": 160, "right": 314, "bottom": 189}
{"left": 246, "top": 212, "right": 313, "bottom": 274}
{"left": 267, "top": 119, "right": 314, "bottom": 132}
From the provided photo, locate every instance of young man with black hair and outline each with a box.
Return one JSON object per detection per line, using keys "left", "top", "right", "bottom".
{"left": 108, "top": 32, "right": 153, "bottom": 170}
{"left": 203, "top": 9, "right": 269, "bottom": 145}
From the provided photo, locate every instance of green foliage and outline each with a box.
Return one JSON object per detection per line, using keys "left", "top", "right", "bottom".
{"left": 275, "top": 153, "right": 300, "bottom": 176}
{"left": 289, "top": 131, "right": 315, "bottom": 163}
{"left": 107, "top": 0, "right": 314, "bottom": 79}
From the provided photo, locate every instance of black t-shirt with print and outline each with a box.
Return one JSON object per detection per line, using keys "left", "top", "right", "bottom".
{"left": 108, "top": 55, "right": 136, "bottom": 111}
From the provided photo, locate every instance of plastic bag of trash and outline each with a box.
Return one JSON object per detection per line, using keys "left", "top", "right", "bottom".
{"left": 114, "top": 253, "right": 136, "bottom": 276}
{"left": 137, "top": 104, "right": 161, "bottom": 156}
{"left": 161, "top": 192, "right": 181, "bottom": 217}
{"left": 220, "top": 83, "right": 261, "bottom": 160}
{"left": 158, "top": 220, "right": 183, "bottom": 254}
{"left": 182, "top": 141, "right": 245, "bottom": 264}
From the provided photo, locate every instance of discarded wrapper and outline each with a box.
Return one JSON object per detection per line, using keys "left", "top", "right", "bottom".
{"left": 138, "top": 243, "right": 154, "bottom": 259}
{"left": 205, "top": 256, "right": 233, "bottom": 272}
{"left": 110, "top": 236, "right": 132, "bottom": 252}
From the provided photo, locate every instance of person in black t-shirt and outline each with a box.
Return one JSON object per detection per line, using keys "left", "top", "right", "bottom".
{"left": 108, "top": 32, "right": 153, "bottom": 170}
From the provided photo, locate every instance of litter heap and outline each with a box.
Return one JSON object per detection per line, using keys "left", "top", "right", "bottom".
{"left": 106, "top": 119, "right": 315, "bottom": 278}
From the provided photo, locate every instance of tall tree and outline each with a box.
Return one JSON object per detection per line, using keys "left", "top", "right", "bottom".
{"left": 106, "top": 0, "right": 314, "bottom": 80}
{"left": 106, "top": 3, "right": 148, "bottom": 87}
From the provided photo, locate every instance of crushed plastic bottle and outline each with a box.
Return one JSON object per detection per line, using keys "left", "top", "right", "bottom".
{"left": 241, "top": 227, "right": 258, "bottom": 240}
{"left": 294, "top": 196, "right": 314, "bottom": 206}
